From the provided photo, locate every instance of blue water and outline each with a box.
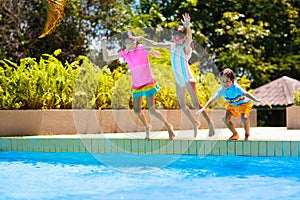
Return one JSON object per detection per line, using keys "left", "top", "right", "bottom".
{"left": 1, "top": 152, "right": 300, "bottom": 200}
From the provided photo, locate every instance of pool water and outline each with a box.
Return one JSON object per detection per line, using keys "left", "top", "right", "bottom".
{"left": 1, "top": 152, "right": 300, "bottom": 200}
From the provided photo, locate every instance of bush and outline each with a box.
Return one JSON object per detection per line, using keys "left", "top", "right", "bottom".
{"left": 0, "top": 50, "right": 119, "bottom": 109}
{"left": 0, "top": 49, "right": 254, "bottom": 110}
{"left": 0, "top": 49, "right": 78, "bottom": 109}
{"left": 294, "top": 89, "right": 300, "bottom": 106}
{"left": 197, "top": 71, "right": 224, "bottom": 109}
{"left": 149, "top": 48, "right": 178, "bottom": 109}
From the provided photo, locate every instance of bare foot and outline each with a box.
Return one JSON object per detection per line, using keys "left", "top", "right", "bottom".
{"left": 193, "top": 121, "right": 201, "bottom": 138}
{"left": 208, "top": 121, "right": 215, "bottom": 137}
{"left": 228, "top": 134, "right": 239, "bottom": 141}
{"left": 244, "top": 133, "right": 250, "bottom": 141}
{"left": 144, "top": 125, "right": 152, "bottom": 141}
{"left": 167, "top": 125, "right": 175, "bottom": 140}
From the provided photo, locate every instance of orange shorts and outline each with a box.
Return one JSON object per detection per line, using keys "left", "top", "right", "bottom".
{"left": 226, "top": 102, "right": 253, "bottom": 117}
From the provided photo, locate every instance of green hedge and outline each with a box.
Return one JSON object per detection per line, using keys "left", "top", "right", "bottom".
{"left": 0, "top": 49, "right": 224, "bottom": 110}
{"left": 0, "top": 50, "right": 76, "bottom": 109}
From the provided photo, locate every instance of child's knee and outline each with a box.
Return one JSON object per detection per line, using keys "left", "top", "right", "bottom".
{"left": 241, "top": 114, "right": 249, "bottom": 123}
{"left": 223, "top": 117, "right": 229, "bottom": 124}
{"left": 148, "top": 106, "right": 156, "bottom": 115}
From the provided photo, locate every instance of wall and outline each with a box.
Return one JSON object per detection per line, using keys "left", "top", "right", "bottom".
{"left": 0, "top": 109, "right": 257, "bottom": 136}
{"left": 287, "top": 106, "right": 300, "bottom": 129}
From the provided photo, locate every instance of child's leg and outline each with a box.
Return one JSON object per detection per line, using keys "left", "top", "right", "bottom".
{"left": 133, "top": 97, "right": 151, "bottom": 140}
{"left": 223, "top": 110, "right": 239, "bottom": 140}
{"left": 146, "top": 95, "right": 175, "bottom": 140}
{"left": 186, "top": 82, "right": 215, "bottom": 136}
{"left": 241, "top": 113, "right": 250, "bottom": 141}
{"left": 176, "top": 84, "right": 200, "bottom": 137}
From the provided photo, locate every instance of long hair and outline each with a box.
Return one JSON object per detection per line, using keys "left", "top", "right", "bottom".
{"left": 173, "top": 25, "right": 186, "bottom": 39}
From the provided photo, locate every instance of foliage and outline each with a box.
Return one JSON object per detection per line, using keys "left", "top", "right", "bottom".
{"left": 111, "top": 69, "right": 132, "bottom": 109}
{"left": 0, "top": 0, "right": 134, "bottom": 63}
{"left": 0, "top": 49, "right": 179, "bottom": 110}
{"left": 0, "top": 47, "right": 258, "bottom": 110}
{"left": 1, "top": 0, "right": 299, "bottom": 109}
{"left": 136, "top": 0, "right": 300, "bottom": 88}
{"left": 72, "top": 56, "right": 98, "bottom": 109}
{"left": 0, "top": 0, "right": 86, "bottom": 62}
{"left": 1, "top": 0, "right": 299, "bottom": 89}
{"left": 0, "top": 50, "right": 123, "bottom": 110}
{"left": 236, "top": 75, "right": 254, "bottom": 94}
{"left": 214, "top": 11, "right": 277, "bottom": 88}
{"left": 149, "top": 48, "right": 178, "bottom": 109}
{"left": 0, "top": 49, "right": 77, "bottom": 109}
{"left": 294, "top": 89, "right": 300, "bottom": 106}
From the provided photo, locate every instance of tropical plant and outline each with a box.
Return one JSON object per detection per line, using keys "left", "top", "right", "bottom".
{"left": 0, "top": 49, "right": 77, "bottom": 109}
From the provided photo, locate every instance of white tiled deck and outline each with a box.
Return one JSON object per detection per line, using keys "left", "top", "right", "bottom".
{"left": 20, "top": 127, "right": 300, "bottom": 141}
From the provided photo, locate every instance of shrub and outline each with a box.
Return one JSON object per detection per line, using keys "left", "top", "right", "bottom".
{"left": 149, "top": 48, "right": 178, "bottom": 109}
{"left": 0, "top": 48, "right": 255, "bottom": 110}
{"left": 197, "top": 71, "right": 225, "bottom": 109}
{"left": 0, "top": 50, "right": 78, "bottom": 109}
{"left": 111, "top": 68, "right": 132, "bottom": 109}
{"left": 73, "top": 56, "right": 99, "bottom": 109}
{"left": 294, "top": 89, "right": 300, "bottom": 106}
{"left": 0, "top": 50, "right": 118, "bottom": 110}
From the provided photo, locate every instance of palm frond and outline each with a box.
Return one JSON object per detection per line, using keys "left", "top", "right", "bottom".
{"left": 39, "top": 0, "right": 66, "bottom": 38}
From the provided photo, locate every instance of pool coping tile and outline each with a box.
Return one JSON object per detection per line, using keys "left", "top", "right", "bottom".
{"left": 1, "top": 127, "right": 300, "bottom": 157}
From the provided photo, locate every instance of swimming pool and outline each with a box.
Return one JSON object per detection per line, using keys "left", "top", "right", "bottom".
{"left": 1, "top": 152, "right": 300, "bottom": 200}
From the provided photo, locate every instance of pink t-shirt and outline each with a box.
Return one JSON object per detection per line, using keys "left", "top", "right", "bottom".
{"left": 119, "top": 45, "right": 156, "bottom": 89}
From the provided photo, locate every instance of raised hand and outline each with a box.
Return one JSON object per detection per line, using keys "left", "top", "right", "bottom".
{"left": 258, "top": 99, "right": 273, "bottom": 109}
{"left": 181, "top": 13, "right": 191, "bottom": 28}
{"left": 101, "top": 37, "right": 108, "bottom": 48}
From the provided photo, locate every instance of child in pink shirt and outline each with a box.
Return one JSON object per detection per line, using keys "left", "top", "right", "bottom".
{"left": 101, "top": 31, "right": 175, "bottom": 140}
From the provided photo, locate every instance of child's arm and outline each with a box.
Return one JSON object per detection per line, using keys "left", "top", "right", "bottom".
{"left": 244, "top": 91, "right": 272, "bottom": 108}
{"left": 244, "top": 91, "right": 261, "bottom": 102}
{"left": 182, "top": 13, "right": 192, "bottom": 55}
{"left": 196, "top": 95, "right": 217, "bottom": 115}
{"left": 148, "top": 49, "right": 162, "bottom": 58}
{"left": 101, "top": 37, "right": 120, "bottom": 62}
{"left": 130, "top": 35, "right": 172, "bottom": 49}
{"left": 143, "top": 42, "right": 162, "bottom": 58}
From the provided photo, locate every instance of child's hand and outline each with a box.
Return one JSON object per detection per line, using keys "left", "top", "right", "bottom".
{"left": 258, "top": 99, "right": 272, "bottom": 109}
{"left": 101, "top": 37, "right": 108, "bottom": 47}
{"left": 101, "top": 36, "right": 108, "bottom": 41}
{"left": 149, "top": 50, "right": 162, "bottom": 58}
{"left": 181, "top": 13, "right": 191, "bottom": 28}
{"left": 196, "top": 108, "right": 205, "bottom": 116}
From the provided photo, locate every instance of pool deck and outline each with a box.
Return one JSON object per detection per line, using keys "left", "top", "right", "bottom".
{"left": 19, "top": 127, "right": 300, "bottom": 141}
{"left": 1, "top": 127, "right": 300, "bottom": 157}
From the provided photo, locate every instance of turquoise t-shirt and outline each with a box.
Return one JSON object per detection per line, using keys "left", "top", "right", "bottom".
{"left": 215, "top": 82, "right": 251, "bottom": 106}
